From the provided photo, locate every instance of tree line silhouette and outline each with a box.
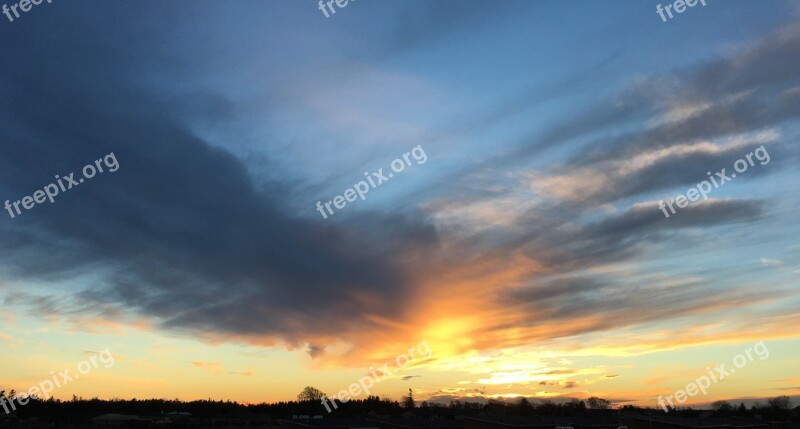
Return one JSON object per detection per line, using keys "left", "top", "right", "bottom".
{"left": 0, "top": 387, "right": 795, "bottom": 423}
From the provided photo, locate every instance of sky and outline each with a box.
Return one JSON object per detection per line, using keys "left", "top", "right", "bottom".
{"left": 0, "top": 0, "right": 799, "bottom": 409}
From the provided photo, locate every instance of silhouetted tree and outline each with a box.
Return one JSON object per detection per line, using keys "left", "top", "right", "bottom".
{"left": 766, "top": 395, "right": 793, "bottom": 420}
{"left": 712, "top": 400, "right": 733, "bottom": 414}
{"left": 515, "top": 397, "right": 534, "bottom": 416}
{"left": 297, "top": 386, "right": 326, "bottom": 402}
{"left": 767, "top": 395, "right": 792, "bottom": 411}
{"left": 587, "top": 396, "right": 611, "bottom": 409}
{"left": 484, "top": 399, "right": 508, "bottom": 415}
{"left": 737, "top": 402, "right": 747, "bottom": 415}
{"left": 565, "top": 399, "right": 586, "bottom": 413}
{"left": 402, "top": 388, "right": 415, "bottom": 409}
{"left": 536, "top": 399, "right": 558, "bottom": 416}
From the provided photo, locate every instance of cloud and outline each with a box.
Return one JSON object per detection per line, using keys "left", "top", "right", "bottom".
{"left": 0, "top": 2, "right": 437, "bottom": 359}
{"left": 571, "top": 25, "right": 800, "bottom": 166}
{"left": 0, "top": 2, "right": 797, "bottom": 377}
{"left": 191, "top": 362, "right": 224, "bottom": 374}
{"left": 306, "top": 344, "right": 324, "bottom": 359}
{"left": 457, "top": 24, "right": 800, "bottom": 207}
{"left": 531, "top": 131, "right": 781, "bottom": 206}
{"left": 516, "top": 199, "right": 765, "bottom": 272}
{"left": 760, "top": 258, "right": 785, "bottom": 267}
{"left": 509, "top": 278, "right": 608, "bottom": 303}
{"left": 502, "top": 272, "right": 778, "bottom": 343}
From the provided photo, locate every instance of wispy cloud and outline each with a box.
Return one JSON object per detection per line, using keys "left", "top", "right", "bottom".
{"left": 760, "top": 258, "right": 785, "bottom": 267}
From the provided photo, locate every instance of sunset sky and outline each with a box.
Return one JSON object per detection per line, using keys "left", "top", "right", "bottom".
{"left": 1, "top": 0, "right": 799, "bottom": 409}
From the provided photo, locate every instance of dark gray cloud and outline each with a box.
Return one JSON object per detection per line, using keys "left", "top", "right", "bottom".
{"left": 685, "top": 25, "right": 800, "bottom": 101}
{"left": 0, "top": 2, "right": 437, "bottom": 350}
{"left": 510, "top": 278, "right": 609, "bottom": 302}
{"left": 485, "top": 198, "right": 781, "bottom": 341}
{"left": 585, "top": 199, "right": 765, "bottom": 238}
{"left": 500, "top": 265, "right": 781, "bottom": 341}
{"left": 521, "top": 199, "right": 765, "bottom": 272}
